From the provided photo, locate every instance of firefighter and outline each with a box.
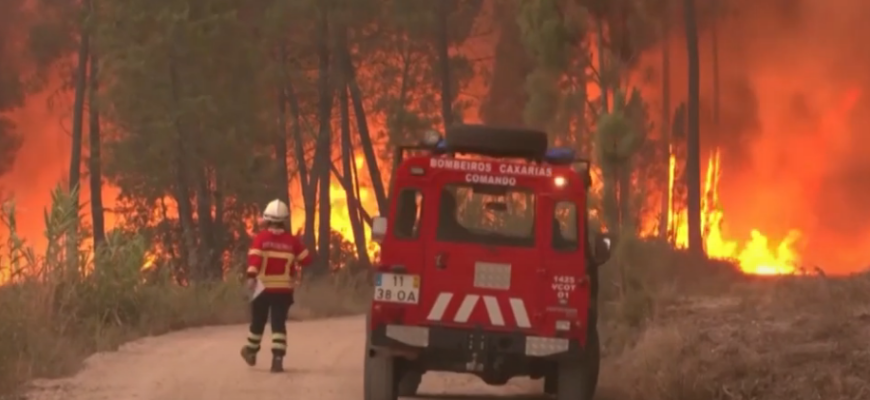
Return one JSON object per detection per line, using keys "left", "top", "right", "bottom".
{"left": 241, "top": 199, "right": 313, "bottom": 372}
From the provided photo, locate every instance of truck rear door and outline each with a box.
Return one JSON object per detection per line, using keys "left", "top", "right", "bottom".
{"left": 411, "top": 181, "right": 545, "bottom": 332}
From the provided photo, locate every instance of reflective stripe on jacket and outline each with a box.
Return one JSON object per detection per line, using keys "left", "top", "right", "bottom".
{"left": 246, "top": 228, "right": 313, "bottom": 291}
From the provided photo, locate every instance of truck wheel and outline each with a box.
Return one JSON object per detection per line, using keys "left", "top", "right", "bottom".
{"left": 555, "top": 359, "right": 590, "bottom": 400}
{"left": 555, "top": 329, "right": 600, "bottom": 400}
{"left": 364, "top": 351, "right": 398, "bottom": 400}
{"left": 364, "top": 311, "right": 398, "bottom": 400}
{"left": 584, "top": 328, "right": 601, "bottom": 399}
{"left": 543, "top": 373, "right": 557, "bottom": 395}
{"left": 397, "top": 370, "right": 422, "bottom": 396}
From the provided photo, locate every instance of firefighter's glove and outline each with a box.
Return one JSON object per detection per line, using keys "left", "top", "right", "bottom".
{"left": 245, "top": 278, "right": 257, "bottom": 293}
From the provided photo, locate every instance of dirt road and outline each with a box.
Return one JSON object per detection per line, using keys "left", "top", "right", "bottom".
{"left": 24, "top": 316, "right": 545, "bottom": 400}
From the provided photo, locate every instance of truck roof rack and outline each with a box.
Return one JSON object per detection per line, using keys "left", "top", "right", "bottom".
{"left": 442, "top": 124, "right": 550, "bottom": 160}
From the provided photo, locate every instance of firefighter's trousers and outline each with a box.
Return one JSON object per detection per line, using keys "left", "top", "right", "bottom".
{"left": 245, "top": 291, "right": 294, "bottom": 356}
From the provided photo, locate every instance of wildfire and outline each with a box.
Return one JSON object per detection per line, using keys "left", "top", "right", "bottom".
{"left": 8, "top": 0, "right": 870, "bottom": 281}
{"left": 671, "top": 149, "right": 800, "bottom": 275}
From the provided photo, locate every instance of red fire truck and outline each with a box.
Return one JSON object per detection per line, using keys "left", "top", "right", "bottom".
{"left": 364, "top": 125, "right": 612, "bottom": 400}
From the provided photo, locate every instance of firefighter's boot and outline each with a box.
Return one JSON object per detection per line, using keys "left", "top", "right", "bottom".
{"left": 270, "top": 355, "right": 284, "bottom": 373}
{"left": 240, "top": 346, "right": 257, "bottom": 366}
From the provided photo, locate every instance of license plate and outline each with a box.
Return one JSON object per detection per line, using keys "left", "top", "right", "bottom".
{"left": 374, "top": 273, "right": 420, "bottom": 304}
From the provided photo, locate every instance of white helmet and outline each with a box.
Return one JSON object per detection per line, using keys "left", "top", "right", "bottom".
{"left": 262, "top": 199, "right": 289, "bottom": 222}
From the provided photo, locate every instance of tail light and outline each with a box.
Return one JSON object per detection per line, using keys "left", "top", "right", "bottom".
{"left": 371, "top": 303, "right": 406, "bottom": 324}
{"left": 375, "top": 264, "right": 392, "bottom": 272}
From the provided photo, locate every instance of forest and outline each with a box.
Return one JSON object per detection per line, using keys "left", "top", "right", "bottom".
{"left": 0, "top": 0, "right": 725, "bottom": 282}
{"left": 4, "top": 0, "right": 870, "bottom": 398}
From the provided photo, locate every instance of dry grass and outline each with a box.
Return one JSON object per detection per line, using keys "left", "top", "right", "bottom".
{"left": 0, "top": 187, "right": 375, "bottom": 398}
{"left": 290, "top": 264, "right": 374, "bottom": 319}
{"left": 0, "top": 267, "right": 374, "bottom": 398}
{"left": 598, "top": 237, "right": 870, "bottom": 400}
{"left": 7, "top": 187, "right": 864, "bottom": 400}
{"left": 0, "top": 277, "right": 245, "bottom": 395}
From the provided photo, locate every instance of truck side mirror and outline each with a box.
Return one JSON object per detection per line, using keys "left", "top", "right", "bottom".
{"left": 593, "top": 234, "right": 612, "bottom": 266}
{"left": 372, "top": 216, "right": 388, "bottom": 243}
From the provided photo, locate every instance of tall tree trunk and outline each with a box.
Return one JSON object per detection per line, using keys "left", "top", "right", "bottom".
{"left": 67, "top": 25, "right": 89, "bottom": 271}
{"left": 596, "top": 20, "right": 609, "bottom": 115}
{"left": 598, "top": 20, "right": 628, "bottom": 231}
{"left": 87, "top": 52, "right": 105, "bottom": 247}
{"left": 69, "top": 32, "right": 89, "bottom": 196}
{"left": 386, "top": 49, "right": 412, "bottom": 197}
{"left": 274, "top": 89, "right": 291, "bottom": 211}
{"left": 195, "top": 167, "right": 217, "bottom": 281}
{"left": 618, "top": 161, "right": 632, "bottom": 233}
{"left": 342, "top": 46, "right": 387, "bottom": 213}
{"left": 211, "top": 173, "right": 225, "bottom": 272}
{"left": 285, "top": 80, "right": 314, "bottom": 248}
{"left": 274, "top": 46, "right": 291, "bottom": 218}
{"left": 349, "top": 143, "right": 367, "bottom": 229}
{"left": 168, "top": 59, "right": 198, "bottom": 276}
{"left": 574, "top": 52, "right": 589, "bottom": 151}
{"left": 312, "top": 8, "right": 333, "bottom": 271}
{"left": 436, "top": 0, "right": 454, "bottom": 127}
{"left": 683, "top": 0, "right": 704, "bottom": 255}
{"left": 339, "top": 82, "right": 369, "bottom": 264}
{"left": 157, "top": 197, "right": 180, "bottom": 281}
{"left": 337, "top": 27, "right": 369, "bottom": 263}
{"left": 658, "top": 1, "right": 672, "bottom": 240}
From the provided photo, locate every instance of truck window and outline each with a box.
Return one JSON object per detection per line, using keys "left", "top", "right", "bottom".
{"left": 437, "top": 184, "right": 535, "bottom": 248}
{"left": 394, "top": 189, "right": 423, "bottom": 239}
{"left": 552, "top": 201, "right": 579, "bottom": 252}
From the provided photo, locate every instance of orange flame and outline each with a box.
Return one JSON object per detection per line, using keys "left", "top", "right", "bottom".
{"left": 671, "top": 149, "right": 800, "bottom": 275}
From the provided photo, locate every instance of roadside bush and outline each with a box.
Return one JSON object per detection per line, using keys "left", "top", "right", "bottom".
{"left": 0, "top": 187, "right": 374, "bottom": 396}
{"left": 598, "top": 236, "right": 743, "bottom": 351}
{"left": 0, "top": 187, "right": 246, "bottom": 394}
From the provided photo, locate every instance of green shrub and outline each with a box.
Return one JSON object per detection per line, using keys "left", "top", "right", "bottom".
{"left": 0, "top": 187, "right": 237, "bottom": 393}
{"left": 0, "top": 185, "right": 375, "bottom": 396}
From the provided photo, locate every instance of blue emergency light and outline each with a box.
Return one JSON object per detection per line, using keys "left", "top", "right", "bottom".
{"left": 543, "top": 148, "right": 576, "bottom": 165}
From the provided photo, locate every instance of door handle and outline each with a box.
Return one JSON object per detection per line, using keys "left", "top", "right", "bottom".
{"left": 435, "top": 252, "right": 448, "bottom": 269}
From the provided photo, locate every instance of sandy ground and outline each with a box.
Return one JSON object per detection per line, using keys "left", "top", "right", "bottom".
{"left": 23, "top": 316, "right": 550, "bottom": 400}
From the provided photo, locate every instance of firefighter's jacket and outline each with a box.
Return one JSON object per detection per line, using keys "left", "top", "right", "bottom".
{"left": 246, "top": 228, "right": 313, "bottom": 292}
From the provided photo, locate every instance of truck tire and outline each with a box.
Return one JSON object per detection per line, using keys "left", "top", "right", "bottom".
{"left": 445, "top": 124, "right": 549, "bottom": 159}
{"left": 584, "top": 328, "right": 601, "bottom": 399}
{"left": 544, "top": 373, "right": 557, "bottom": 395}
{"left": 397, "top": 370, "right": 422, "bottom": 396}
{"left": 364, "top": 351, "right": 398, "bottom": 400}
{"left": 555, "top": 329, "right": 600, "bottom": 400}
{"left": 364, "top": 312, "right": 398, "bottom": 400}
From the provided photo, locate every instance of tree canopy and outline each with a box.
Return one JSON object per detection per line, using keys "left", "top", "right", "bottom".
{"left": 0, "top": 0, "right": 708, "bottom": 278}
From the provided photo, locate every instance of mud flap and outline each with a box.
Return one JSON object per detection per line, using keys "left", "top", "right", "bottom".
{"left": 364, "top": 312, "right": 398, "bottom": 400}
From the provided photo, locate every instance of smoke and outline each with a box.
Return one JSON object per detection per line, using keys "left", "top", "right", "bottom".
{"left": 1, "top": 79, "right": 71, "bottom": 248}
{"left": 3, "top": 0, "right": 870, "bottom": 271}
{"left": 645, "top": 0, "right": 870, "bottom": 271}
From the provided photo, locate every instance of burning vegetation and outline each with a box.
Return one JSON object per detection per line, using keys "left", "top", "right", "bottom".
{"left": 1, "top": 0, "right": 870, "bottom": 280}
{"left": 0, "top": 0, "right": 868, "bottom": 397}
